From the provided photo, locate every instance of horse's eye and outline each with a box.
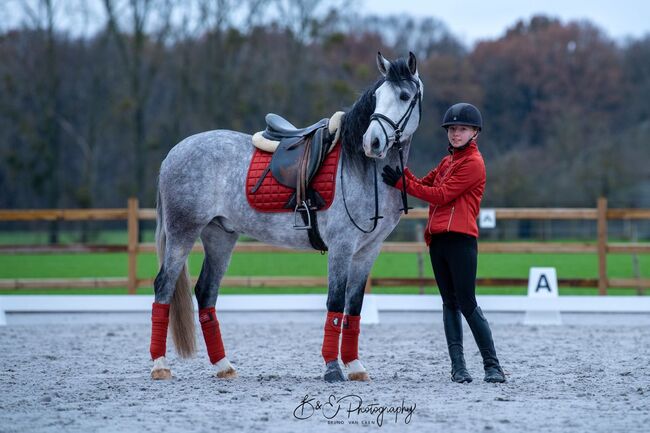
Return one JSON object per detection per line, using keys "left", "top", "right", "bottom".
{"left": 399, "top": 91, "right": 410, "bottom": 101}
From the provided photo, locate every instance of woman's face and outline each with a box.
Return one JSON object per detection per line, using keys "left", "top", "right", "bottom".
{"left": 447, "top": 125, "right": 477, "bottom": 148}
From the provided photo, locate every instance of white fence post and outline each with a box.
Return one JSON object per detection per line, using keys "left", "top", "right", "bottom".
{"left": 361, "top": 294, "right": 380, "bottom": 324}
{"left": 0, "top": 298, "right": 7, "bottom": 326}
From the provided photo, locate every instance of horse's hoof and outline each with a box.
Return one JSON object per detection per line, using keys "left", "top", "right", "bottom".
{"left": 216, "top": 367, "right": 237, "bottom": 379}
{"left": 324, "top": 360, "right": 346, "bottom": 382}
{"left": 151, "top": 356, "right": 172, "bottom": 380}
{"left": 151, "top": 368, "right": 172, "bottom": 380}
{"left": 348, "top": 371, "right": 370, "bottom": 381}
{"left": 215, "top": 358, "right": 237, "bottom": 379}
{"left": 346, "top": 359, "right": 370, "bottom": 381}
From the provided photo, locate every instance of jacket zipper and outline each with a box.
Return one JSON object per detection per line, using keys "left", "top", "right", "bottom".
{"left": 426, "top": 205, "right": 438, "bottom": 235}
{"left": 428, "top": 151, "right": 456, "bottom": 235}
{"left": 447, "top": 206, "right": 455, "bottom": 231}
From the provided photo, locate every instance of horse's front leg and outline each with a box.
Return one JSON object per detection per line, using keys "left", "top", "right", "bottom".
{"left": 341, "top": 243, "right": 383, "bottom": 381}
{"left": 321, "top": 246, "right": 351, "bottom": 382}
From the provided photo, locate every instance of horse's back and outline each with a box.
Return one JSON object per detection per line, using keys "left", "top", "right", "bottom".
{"left": 162, "top": 129, "right": 252, "bottom": 172}
{"left": 158, "top": 130, "right": 254, "bottom": 226}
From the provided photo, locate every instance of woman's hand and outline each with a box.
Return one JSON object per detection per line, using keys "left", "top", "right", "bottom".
{"left": 381, "top": 165, "right": 403, "bottom": 187}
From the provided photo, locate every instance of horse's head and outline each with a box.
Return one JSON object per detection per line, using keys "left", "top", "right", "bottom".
{"left": 362, "top": 52, "right": 423, "bottom": 159}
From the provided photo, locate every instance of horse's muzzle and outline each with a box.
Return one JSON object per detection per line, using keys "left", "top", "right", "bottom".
{"left": 363, "top": 129, "right": 389, "bottom": 158}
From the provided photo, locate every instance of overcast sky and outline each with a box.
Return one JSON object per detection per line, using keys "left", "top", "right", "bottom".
{"left": 362, "top": 0, "right": 650, "bottom": 46}
{"left": 3, "top": 0, "right": 649, "bottom": 47}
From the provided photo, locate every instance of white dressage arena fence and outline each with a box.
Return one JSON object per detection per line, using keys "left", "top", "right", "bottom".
{"left": 2, "top": 294, "right": 650, "bottom": 326}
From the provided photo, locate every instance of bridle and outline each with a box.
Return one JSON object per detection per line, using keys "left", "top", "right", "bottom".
{"left": 368, "top": 77, "right": 422, "bottom": 215}
{"left": 341, "top": 77, "right": 422, "bottom": 234}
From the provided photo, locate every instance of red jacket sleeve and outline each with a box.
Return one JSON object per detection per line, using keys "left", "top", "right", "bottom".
{"left": 397, "top": 157, "right": 484, "bottom": 206}
{"left": 404, "top": 167, "right": 438, "bottom": 186}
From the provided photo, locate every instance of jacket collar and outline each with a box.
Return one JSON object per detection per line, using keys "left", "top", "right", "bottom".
{"left": 448, "top": 140, "right": 478, "bottom": 156}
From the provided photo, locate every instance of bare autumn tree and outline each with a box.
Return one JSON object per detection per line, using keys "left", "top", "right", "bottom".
{"left": 101, "top": 0, "right": 178, "bottom": 202}
{"left": 470, "top": 15, "right": 625, "bottom": 206}
{"left": 194, "top": 0, "right": 271, "bottom": 129}
{"left": 8, "top": 0, "right": 63, "bottom": 242}
{"left": 623, "top": 36, "right": 650, "bottom": 127}
{"left": 615, "top": 35, "right": 650, "bottom": 206}
{"left": 471, "top": 16, "right": 622, "bottom": 149}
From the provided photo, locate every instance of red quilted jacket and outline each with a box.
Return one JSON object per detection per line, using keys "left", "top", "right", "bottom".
{"left": 396, "top": 141, "right": 485, "bottom": 244}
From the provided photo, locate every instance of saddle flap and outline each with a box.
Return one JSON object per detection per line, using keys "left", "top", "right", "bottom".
{"left": 269, "top": 126, "right": 331, "bottom": 189}
{"left": 269, "top": 136, "right": 304, "bottom": 188}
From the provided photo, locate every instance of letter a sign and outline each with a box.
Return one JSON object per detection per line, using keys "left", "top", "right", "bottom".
{"left": 528, "top": 268, "right": 558, "bottom": 298}
{"left": 479, "top": 209, "right": 496, "bottom": 229}
{"left": 525, "top": 267, "right": 561, "bottom": 325}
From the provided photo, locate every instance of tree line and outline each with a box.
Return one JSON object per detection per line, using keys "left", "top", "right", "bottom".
{"left": 1, "top": 0, "right": 649, "bottom": 213}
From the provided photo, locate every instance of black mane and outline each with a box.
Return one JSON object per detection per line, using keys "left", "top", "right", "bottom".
{"left": 339, "top": 80, "right": 381, "bottom": 170}
{"left": 339, "top": 58, "right": 414, "bottom": 171}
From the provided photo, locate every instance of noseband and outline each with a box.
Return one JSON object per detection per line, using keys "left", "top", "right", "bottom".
{"left": 369, "top": 78, "right": 422, "bottom": 214}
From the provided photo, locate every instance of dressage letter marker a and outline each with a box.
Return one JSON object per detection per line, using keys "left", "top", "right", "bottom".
{"left": 479, "top": 209, "right": 496, "bottom": 229}
{"left": 528, "top": 267, "right": 558, "bottom": 297}
{"left": 524, "top": 267, "right": 562, "bottom": 325}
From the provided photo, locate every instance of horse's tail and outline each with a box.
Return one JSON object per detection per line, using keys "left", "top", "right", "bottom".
{"left": 155, "top": 189, "right": 196, "bottom": 358}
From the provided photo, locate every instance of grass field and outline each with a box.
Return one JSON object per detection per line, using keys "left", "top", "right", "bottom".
{"left": 0, "top": 249, "right": 647, "bottom": 296}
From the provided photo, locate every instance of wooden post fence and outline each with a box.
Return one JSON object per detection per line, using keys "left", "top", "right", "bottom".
{"left": 597, "top": 197, "right": 608, "bottom": 295}
{"left": 127, "top": 198, "right": 139, "bottom": 295}
{"left": 0, "top": 197, "right": 649, "bottom": 293}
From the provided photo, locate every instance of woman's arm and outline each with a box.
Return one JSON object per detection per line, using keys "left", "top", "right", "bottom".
{"left": 404, "top": 166, "right": 439, "bottom": 186}
{"left": 397, "top": 158, "right": 484, "bottom": 206}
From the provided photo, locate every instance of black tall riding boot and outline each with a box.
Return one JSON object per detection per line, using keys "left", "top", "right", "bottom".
{"left": 465, "top": 306, "right": 506, "bottom": 383}
{"left": 442, "top": 305, "right": 473, "bottom": 383}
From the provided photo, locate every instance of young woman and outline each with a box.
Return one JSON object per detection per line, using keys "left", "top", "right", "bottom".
{"left": 382, "top": 103, "right": 506, "bottom": 383}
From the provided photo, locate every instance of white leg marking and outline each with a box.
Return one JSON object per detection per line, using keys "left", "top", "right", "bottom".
{"left": 346, "top": 359, "right": 370, "bottom": 381}
{"left": 215, "top": 357, "right": 237, "bottom": 379}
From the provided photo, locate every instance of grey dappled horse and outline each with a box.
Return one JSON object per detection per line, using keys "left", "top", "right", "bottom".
{"left": 150, "top": 52, "right": 423, "bottom": 382}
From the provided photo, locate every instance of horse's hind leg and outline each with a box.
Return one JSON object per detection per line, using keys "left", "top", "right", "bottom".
{"left": 151, "top": 226, "right": 202, "bottom": 380}
{"left": 195, "top": 222, "right": 239, "bottom": 378}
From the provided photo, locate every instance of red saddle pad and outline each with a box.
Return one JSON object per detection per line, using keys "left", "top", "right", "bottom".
{"left": 246, "top": 141, "right": 341, "bottom": 212}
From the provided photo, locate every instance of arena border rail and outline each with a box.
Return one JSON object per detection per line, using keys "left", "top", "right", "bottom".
{"left": 2, "top": 294, "right": 650, "bottom": 325}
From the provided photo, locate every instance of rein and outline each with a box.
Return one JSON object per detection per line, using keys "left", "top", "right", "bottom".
{"left": 340, "top": 154, "right": 383, "bottom": 234}
{"left": 340, "top": 78, "right": 422, "bottom": 233}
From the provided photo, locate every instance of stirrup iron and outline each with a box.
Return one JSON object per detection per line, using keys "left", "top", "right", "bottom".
{"left": 293, "top": 201, "right": 312, "bottom": 230}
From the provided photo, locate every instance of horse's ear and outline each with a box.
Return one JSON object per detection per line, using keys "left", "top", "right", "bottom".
{"left": 408, "top": 51, "right": 417, "bottom": 75}
{"left": 376, "top": 51, "right": 390, "bottom": 77}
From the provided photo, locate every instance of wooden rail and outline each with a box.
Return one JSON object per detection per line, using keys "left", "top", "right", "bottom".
{"left": 1, "top": 197, "right": 648, "bottom": 294}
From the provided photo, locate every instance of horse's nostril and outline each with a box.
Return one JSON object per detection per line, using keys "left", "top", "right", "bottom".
{"left": 371, "top": 137, "right": 380, "bottom": 149}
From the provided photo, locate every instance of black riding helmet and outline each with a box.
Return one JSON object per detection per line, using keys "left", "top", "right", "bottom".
{"left": 441, "top": 103, "right": 483, "bottom": 131}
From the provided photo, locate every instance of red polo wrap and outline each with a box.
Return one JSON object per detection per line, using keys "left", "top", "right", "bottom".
{"left": 321, "top": 311, "right": 344, "bottom": 363}
{"left": 199, "top": 307, "right": 226, "bottom": 364}
{"left": 150, "top": 302, "right": 170, "bottom": 360}
{"left": 340, "top": 315, "right": 361, "bottom": 364}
